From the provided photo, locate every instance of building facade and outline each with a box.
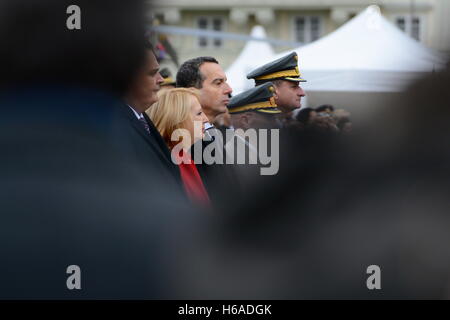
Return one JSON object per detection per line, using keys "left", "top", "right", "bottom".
{"left": 150, "top": 0, "right": 450, "bottom": 71}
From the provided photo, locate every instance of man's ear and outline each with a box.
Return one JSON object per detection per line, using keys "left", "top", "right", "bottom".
{"left": 230, "top": 114, "right": 245, "bottom": 130}
{"left": 231, "top": 113, "right": 249, "bottom": 130}
{"left": 231, "top": 113, "right": 254, "bottom": 130}
{"left": 273, "top": 87, "right": 280, "bottom": 100}
{"left": 240, "top": 113, "right": 252, "bottom": 130}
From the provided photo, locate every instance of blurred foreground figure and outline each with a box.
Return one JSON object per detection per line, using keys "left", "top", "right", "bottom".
{"left": 0, "top": 0, "right": 195, "bottom": 299}
{"left": 179, "top": 65, "right": 450, "bottom": 299}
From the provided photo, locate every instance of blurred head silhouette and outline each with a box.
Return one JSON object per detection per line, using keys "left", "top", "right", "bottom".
{"left": 0, "top": 0, "right": 148, "bottom": 96}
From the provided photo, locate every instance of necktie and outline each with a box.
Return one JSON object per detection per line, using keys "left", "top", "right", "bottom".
{"left": 139, "top": 116, "right": 151, "bottom": 135}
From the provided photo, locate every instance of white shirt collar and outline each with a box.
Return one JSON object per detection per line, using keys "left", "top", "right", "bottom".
{"left": 204, "top": 122, "right": 214, "bottom": 130}
{"left": 127, "top": 105, "right": 143, "bottom": 120}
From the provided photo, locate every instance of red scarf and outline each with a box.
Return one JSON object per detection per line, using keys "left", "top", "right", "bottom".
{"left": 177, "top": 150, "right": 210, "bottom": 207}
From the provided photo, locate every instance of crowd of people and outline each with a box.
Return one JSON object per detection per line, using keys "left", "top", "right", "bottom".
{"left": 1, "top": 0, "right": 450, "bottom": 299}
{"left": 134, "top": 47, "right": 354, "bottom": 208}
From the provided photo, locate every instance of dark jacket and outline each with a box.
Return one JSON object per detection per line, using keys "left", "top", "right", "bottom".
{"left": 112, "top": 104, "right": 182, "bottom": 188}
{"left": 192, "top": 126, "right": 243, "bottom": 209}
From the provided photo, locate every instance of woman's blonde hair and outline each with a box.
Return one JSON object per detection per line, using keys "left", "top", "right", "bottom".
{"left": 146, "top": 87, "right": 201, "bottom": 148}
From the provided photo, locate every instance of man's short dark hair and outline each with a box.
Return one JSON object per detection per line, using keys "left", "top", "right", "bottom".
{"left": 176, "top": 56, "right": 218, "bottom": 89}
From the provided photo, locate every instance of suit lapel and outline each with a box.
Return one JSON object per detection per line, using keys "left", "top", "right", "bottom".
{"left": 121, "top": 105, "right": 171, "bottom": 164}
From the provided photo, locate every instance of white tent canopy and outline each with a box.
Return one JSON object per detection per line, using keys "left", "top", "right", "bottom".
{"left": 228, "top": 5, "right": 447, "bottom": 93}
{"left": 225, "top": 25, "right": 274, "bottom": 94}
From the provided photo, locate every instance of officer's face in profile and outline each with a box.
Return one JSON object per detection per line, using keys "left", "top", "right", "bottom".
{"left": 126, "top": 50, "right": 164, "bottom": 113}
{"left": 231, "top": 112, "right": 281, "bottom": 130}
{"left": 251, "top": 112, "right": 282, "bottom": 129}
{"left": 274, "top": 80, "right": 305, "bottom": 113}
{"left": 198, "top": 62, "right": 233, "bottom": 121}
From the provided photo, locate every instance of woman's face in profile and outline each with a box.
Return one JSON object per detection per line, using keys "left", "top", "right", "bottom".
{"left": 184, "top": 96, "right": 209, "bottom": 143}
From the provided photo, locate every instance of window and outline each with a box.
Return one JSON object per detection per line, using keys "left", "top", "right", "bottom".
{"left": 396, "top": 17, "right": 406, "bottom": 32}
{"left": 294, "top": 16, "right": 323, "bottom": 43}
{"left": 411, "top": 17, "right": 420, "bottom": 41}
{"left": 196, "top": 16, "right": 224, "bottom": 48}
{"left": 395, "top": 16, "right": 422, "bottom": 41}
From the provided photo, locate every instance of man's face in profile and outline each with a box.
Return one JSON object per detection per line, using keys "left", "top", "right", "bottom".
{"left": 250, "top": 112, "right": 282, "bottom": 129}
{"left": 231, "top": 112, "right": 281, "bottom": 130}
{"left": 274, "top": 80, "right": 305, "bottom": 113}
{"left": 127, "top": 50, "right": 164, "bottom": 113}
{"left": 198, "top": 62, "right": 233, "bottom": 122}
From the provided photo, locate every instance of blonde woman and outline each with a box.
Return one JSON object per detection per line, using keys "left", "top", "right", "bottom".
{"left": 147, "top": 88, "right": 210, "bottom": 206}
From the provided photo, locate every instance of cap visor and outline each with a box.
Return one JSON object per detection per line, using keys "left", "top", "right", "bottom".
{"left": 285, "top": 77, "right": 307, "bottom": 82}
{"left": 256, "top": 108, "right": 282, "bottom": 114}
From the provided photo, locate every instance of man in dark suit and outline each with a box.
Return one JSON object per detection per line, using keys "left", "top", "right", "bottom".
{"left": 118, "top": 44, "right": 183, "bottom": 187}
{"left": 176, "top": 57, "right": 242, "bottom": 208}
